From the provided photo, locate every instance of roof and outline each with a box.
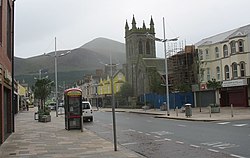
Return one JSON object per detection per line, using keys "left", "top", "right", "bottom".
{"left": 195, "top": 24, "right": 250, "bottom": 47}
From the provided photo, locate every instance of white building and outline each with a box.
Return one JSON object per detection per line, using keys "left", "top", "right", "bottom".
{"left": 196, "top": 24, "right": 250, "bottom": 107}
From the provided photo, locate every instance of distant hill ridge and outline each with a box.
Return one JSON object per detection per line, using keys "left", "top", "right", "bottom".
{"left": 15, "top": 37, "right": 126, "bottom": 86}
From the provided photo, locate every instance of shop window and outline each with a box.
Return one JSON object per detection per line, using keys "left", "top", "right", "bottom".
{"left": 224, "top": 65, "right": 230, "bottom": 80}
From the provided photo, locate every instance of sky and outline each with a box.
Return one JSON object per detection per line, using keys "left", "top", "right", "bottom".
{"left": 15, "top": 0, "right": 250, "bottom": 58}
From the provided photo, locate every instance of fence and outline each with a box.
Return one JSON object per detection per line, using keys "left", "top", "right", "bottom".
{"left": 139, "top": 92, "right": 194, "bottom": 109}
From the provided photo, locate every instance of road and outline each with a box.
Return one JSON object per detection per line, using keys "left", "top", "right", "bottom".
{"left": 84, "top": 111, "right": 250, "bottom": 158}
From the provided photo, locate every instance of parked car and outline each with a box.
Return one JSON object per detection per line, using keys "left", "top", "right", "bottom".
{"left": 47, "top": 102, "right": 56, "bottom": 110}
{"left": 82, "top": 101, "right": 93, "bottom": 122}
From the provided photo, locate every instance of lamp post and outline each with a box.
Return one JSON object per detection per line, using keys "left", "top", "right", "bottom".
{"left": 146, "top": 17, "right": 178, "bottom": 116}
{"left": 45, "top": 37, "right": 71, "bottom": 117}
{"left": 102, "top": 55, "right": 119, "bottom": 151}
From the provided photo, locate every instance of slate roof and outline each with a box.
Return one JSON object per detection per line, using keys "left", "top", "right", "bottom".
{"left": 195, "top": 24, "right": 250, "bottom": 47}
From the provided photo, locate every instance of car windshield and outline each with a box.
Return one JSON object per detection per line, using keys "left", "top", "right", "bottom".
{"left": 82, "top": 103, "right": 90, "bottom": 109}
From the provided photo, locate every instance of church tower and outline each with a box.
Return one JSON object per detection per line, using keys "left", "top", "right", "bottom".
{"left": 125, "top": 15, "right": 156, "bottom": 96}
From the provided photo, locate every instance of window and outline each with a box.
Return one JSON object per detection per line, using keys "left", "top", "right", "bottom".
{"left": 238, "top": 40, "right": 244, "bottom": 52}
{"left": 139, "top": 41, "right": 143, "bottom": 54}
{"left": 216, "top": 66, "right": 220, "bottom": 80}
{"left": 207, "top": 68, "right": 210, "bottom": 81}
{"left": 205, "top": 49, "right": 209, "bottom": 59}
{"left": 146, "top": 41, "right": 150, "bottom": 54}
{"left": 199, "top": 49, "right": 203, "bottom": 60}
{"left": 232, "top": 62, "right": 238, "bottom": 78}
{"left": 215, "top": 47, "right": 219, "bottom": 58}
{"left": 223, "top": 45, "right": 228, "bottom": 57}
{"left": 230, "top": 41, "right": 236, "bottom": 54}
{"left": 240, "top": 62, "right": 245, "bottom": 77}
{"left": 224, "top": 65, "right": 230, "bottom": 80}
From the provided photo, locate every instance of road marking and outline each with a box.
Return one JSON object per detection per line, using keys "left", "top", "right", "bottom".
{"left": 233, "top": 124, "right": 247, "bottom": 127}
{"left": 190, "top": 144, "right": 200, "bottom": 148}
{"left": 151, "top": 131, "right": 174, "bottom": 135}
{"left": 99, "top": 131, "right": 111, "bottom": 134}
{"left": 154, "top": 136, "right": 161, "bottom": 138}
{"left": 213, "top": 143, "right": 231, "bottom": 147}
{"left": 208, "top": 149, "right": 219, "bottom": 153}
{"left": 121, "top": 129, "right": 135, "bottom": 132}
{"left": 121, "top": 142, "right": 137, "bottom": 146}
{"left": 201, "top": 142, "right": 222, "bottom": 146}
{"left": 217, "top": 122, "right": 230, "bottom": 125}
{"left": 155, "top": 139, "right": 165, "bottom": 142}
{"left": 146, "top": 120, "right": 152, "bottom": 123}
{"left": 164, "top": 138, "right": 172, "bottom": 141}
{"left": 230, "top": 154, "right": 246, "bottom": 158}
{"left": 137, "top": 131, "right": 143, "bottom": 134}
{"left": 178, "top": 124, "right": 187, "bottom": 127}
{"left": 145, "top": 133, "right": 151, "bottom": 136}
{"left": 176, "top": 141, "right": 184, "bottom": 144}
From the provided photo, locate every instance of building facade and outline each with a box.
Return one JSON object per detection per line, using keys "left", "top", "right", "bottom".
{"left": 0, "top": 0, "right": 15, "bottom": 145}
{"left": 196, "top": 24, "right": 250, "bottom": 107}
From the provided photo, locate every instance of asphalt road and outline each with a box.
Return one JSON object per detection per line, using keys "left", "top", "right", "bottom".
{"left": 84, "top": 111, "right": 250, "bottom": 158}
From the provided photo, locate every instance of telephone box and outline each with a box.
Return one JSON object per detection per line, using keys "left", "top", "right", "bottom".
{"left": 64, "top": 88, "right": 82, "bottom": 130}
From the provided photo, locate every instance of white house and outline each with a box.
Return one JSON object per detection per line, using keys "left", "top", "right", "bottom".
{"left": 196, "top": 24, "right": 250, "bottom": 107}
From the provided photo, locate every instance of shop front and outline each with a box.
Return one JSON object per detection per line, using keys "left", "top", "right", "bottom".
{"left": 220, "top": 79, "right": 249, "bottom": 107}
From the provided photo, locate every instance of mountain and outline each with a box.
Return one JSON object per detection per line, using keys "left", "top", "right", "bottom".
{"left": 15, "top": 38, "right": 126, "bottom": 86}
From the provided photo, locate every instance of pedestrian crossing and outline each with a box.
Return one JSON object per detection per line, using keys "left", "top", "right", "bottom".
{"left": 216, "top": 122, "right": 248, "bottom": 127}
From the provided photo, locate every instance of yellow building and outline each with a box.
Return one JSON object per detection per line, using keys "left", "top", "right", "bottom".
{"left": 98, "top": 70, "right": 125, "bottom": 95}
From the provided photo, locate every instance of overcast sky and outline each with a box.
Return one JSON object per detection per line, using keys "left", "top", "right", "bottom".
{"left": 15, "top": 0, "right": 250, "bottom": 58}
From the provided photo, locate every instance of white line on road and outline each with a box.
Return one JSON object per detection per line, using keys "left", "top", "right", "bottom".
{"left": 176, "top": 141, "right": 184, "bottom": 144}
{"left": 208, "top": 149, "right": 219, "bottom": 153}
{"left": 230, "top": 154, "right": 246, "bottom": 158}
{"left": 155, "top": 139, "right": 165, "bottom": 142}
{"left": 121, "top": 142, "right": 137, "bottom": 146}
{"left": 233, "top": 124, "right": 247, "bottom": 127}
{"left": 190, "top": 144, "right": 200, "bottom": 148}
{"left": 201, "top": 142, "right": 222, "bottom": 146}
{"left": 164, "top": 138, "right": 172, "bottom": 141}
{"left": 137, "top": 131, "right": 143, "bottom": 134}
{"left": 145, "top": 133, "right": 151, "bottom": 136}
{"left": 154, "top": 136, "right": 161, "bottom": 138}
{"left": 217, "top": 122, "right": 230, "bottom": 125}
{"left": 177, "top": 124, "right": 187, "bottom": 127}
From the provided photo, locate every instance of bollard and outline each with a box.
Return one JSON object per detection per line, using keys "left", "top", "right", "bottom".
{"left": 176, "top": 106, "right": 178, "bottom": 117}
{"left": 81, "top": 115, "right": 84, "bottom": 132}
{"left": 209, "top": 106, "right": 211, "bottom": 118}
{"left": 231, "top": 104, "right": 234, "bottom": 117}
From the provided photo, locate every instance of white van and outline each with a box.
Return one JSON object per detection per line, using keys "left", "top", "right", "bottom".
{"left": 82, "top": 101, "right": 93, "bottom": 122}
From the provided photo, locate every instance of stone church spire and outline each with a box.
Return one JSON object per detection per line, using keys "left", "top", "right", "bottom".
{"left": 132, "top": 15, "right": 136, "bottom": 29}
{"left": 150, "top": 16, "right": 155, "bottom": 33}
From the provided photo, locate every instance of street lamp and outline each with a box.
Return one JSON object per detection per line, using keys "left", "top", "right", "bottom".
{"left": 146, "top": 17, "right": 178, "bottom": 116}
{"left": 101, "top": 55, "right": 119, "bottom": 151}
{"left": 44, "top": 37, "right": 71, "bottom": 117}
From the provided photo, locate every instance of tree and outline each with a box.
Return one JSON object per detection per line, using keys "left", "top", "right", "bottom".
{"left": 115, "top": 82, "right": 133, "bottom": 106}
{"left": 207, "top": 78, "right": 221, "bottom": 105}
{"left": 34, "top": 78, "right": 53, "bottom": 110}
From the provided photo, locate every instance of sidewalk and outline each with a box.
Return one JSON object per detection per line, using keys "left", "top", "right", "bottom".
{"left": 101, "top": 106, "right": 250, "bottom": 121}
{"left": 0, "top": 107, "right": 144, "bottom": 158}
